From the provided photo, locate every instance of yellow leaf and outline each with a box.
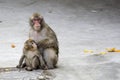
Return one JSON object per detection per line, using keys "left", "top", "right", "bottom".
{"left": 115, "top": 50, "right": 120, "bottom": 52}
{"left": 106, "top": 48, "right": 115, "bottom": 52}
{"left": 89, "top": 50, "right": 94, "bottom": 53}
{"left": 84, "top": 49, "right": 93, "bottom": 53}
{"left": 100, "top": 52, "right": 107, "bottom": 55}
{"left": 84, "top": 49, "right": 89, "bottom": 53}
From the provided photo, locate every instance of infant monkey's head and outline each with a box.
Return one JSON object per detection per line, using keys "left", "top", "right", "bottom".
{"left": 24, "top": 39, "right": 38, "bottom": 51}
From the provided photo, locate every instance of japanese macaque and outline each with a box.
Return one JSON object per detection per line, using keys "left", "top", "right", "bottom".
{"left": 29, "top": 13, "right": 59, "bottom": 69}
{"left": 16, "top": 39, "right": 45, "bottom": 71}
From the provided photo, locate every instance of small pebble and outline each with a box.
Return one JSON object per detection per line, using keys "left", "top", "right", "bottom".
{"left": 37, "top": 75, "right": 46, "bottom": 80}
{"left": 11, "top": 44, "right": 16, "bottom": 48}
{"left": 91, "top": 10, "right": 97, "bottom": 13}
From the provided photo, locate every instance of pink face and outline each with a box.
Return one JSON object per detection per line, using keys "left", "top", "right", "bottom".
{"left": 32, "top": 18, "right": 42, "bottom": 31}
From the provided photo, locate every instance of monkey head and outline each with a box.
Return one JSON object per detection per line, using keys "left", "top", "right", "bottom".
{"left": 29, "top": 13, "right": 43, "bottom": 31}
{"left": 24, "top": 39, "right": 38, "bottom": 51}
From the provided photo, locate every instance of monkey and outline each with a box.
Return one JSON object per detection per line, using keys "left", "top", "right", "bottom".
{"left": 29, "top": 13, "right": 59, "bottom": 69}
{"left": 16, "top": 39, "right": 46, "bottom": 71}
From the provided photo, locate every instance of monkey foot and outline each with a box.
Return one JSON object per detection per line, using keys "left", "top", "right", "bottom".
{"left": 16, "top": 65, "right": 21, "bottom": 68}
{"left": 25, "top": 67, "right": 33, "bottom": 71}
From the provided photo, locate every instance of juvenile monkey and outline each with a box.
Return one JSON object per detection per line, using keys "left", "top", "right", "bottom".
{"left": 29, "top": 13, "right": 59, "bottom": 69}
{"left": 16, "top": 39, "right": 45, "bottom": 71}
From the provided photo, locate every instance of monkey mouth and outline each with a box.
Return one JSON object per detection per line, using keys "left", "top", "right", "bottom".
{"left": 33, "top": 19, "right": 41, "bottom": 27}
{"left": 34, "top": 25, "right": 41, "bottom": 31}
{"left": 34, "top": 23, "right": 41, "bottom": 27}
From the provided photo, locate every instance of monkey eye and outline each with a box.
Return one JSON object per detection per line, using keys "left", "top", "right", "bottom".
{"left": 33, "top": 18, "right": 40, "bottom": 21}
{"left": 31, "top": 42, "right": 34, "bottom": 44}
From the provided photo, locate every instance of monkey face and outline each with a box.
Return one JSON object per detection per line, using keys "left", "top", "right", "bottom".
{"left": 24, "top": 39, "right": 37, "bottom": 50}
{"left": 30, "top": 13, "right": 43, "bottom": 31}
{"left": 32, "top": 18, "right": 42, "bottom": 31}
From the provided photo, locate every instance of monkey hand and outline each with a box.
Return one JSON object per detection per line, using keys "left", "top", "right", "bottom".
{"left": 41, "top": 65, "right": 48, "bottom": 70}
{"left": 38, "top": 39, "right": 50, "bottom": 48}
{"left": 44, "top": 65, "right": 48, "bottom": 70}
{"left": 16, "top": 65, "right": 21, "bottom": 68}
{"left": 38, "top": 42, "right": 56, "bottom": 49}
{"left": 40, "top": 64, "right": 47, "bottom": 70}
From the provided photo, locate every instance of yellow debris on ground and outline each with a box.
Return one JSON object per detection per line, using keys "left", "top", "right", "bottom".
{"left": 115, "top": 50, "right": 120, "bottom": 52}
{"left": 11, "top": 44, "right": 16, "bottom": 48}
{"left": 106, "top": 48, "right": 120, "bottom": 52}
{"left": 99, "top": 52, "right": 107, "bottom": 55}
{"left": 106, "top": 48, "right": 115, "bottom": 52}
{"left": 84, "top": 49, "right": 93, "bottom": 53}
{"left": 84, "top": 47, "right": 120, "bottom": 55}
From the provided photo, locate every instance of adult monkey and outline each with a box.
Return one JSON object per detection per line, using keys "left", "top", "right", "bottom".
{"left": 29, "top": 13, "right": 59, "bottom": 69}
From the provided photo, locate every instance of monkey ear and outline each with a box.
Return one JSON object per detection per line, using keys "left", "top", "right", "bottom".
{"left": 41, "top": 17, "right": 45, "bottom": 25}
{"left": 30, "top": 16, "right": 33, "bottom": 20}
{"left": 36, "top": 43, "right": 40, "bottom": 48}
{"left": 29, "top": 18, "right": 33, "bottom": 27}
{"left": 38, "top": 14, "right": 43, "bottom": 19}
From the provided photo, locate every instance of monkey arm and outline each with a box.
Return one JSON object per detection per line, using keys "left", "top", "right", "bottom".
{"left": 17, "top": 55, "right": 25, "bottom": 68}
{"left": 38, "top": 38, "right": 56, "bottom": 48}
{"left": 38, "top": 38, "right": 48, "bottom": 44}
{"left": 35, "top": 52, "right": 46, "bottom": 69}
{"left": 39, "top": 55, "right": 46, "bottom": 67}
{"left": 38, "top": 38, "right": 59, "bottom": 54}
{"left": 38, "top": 39, "right": 50, "bottom": 48}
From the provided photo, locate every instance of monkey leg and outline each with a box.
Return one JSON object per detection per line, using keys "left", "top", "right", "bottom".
{"left": 25, "top": 67, "right": 33, "bottom": 71}
{"left": 24, "top": 58, "right": 33, "bottom": 71}
{"left": 25, "top": 58, "right": 31, "bottom": 67}
{"left": 21, "top": 63, "right": 26, "bottom": 68}
{"left": 32, "top": 56, "right": 40, "bottom": 70}
{"left": 43, "top": 48, "right": 58, "bottom": 69}
{"left": 16, "top": 63, "right": 26, "bottom": 68}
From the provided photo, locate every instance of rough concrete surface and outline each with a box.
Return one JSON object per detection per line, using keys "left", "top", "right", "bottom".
{"left": 0, "top": 0, "right": 120, "bottom": 80}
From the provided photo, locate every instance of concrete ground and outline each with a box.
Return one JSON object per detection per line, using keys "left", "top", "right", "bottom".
{"left": 0, "top": 0, "right": 120, "bottom": 80}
